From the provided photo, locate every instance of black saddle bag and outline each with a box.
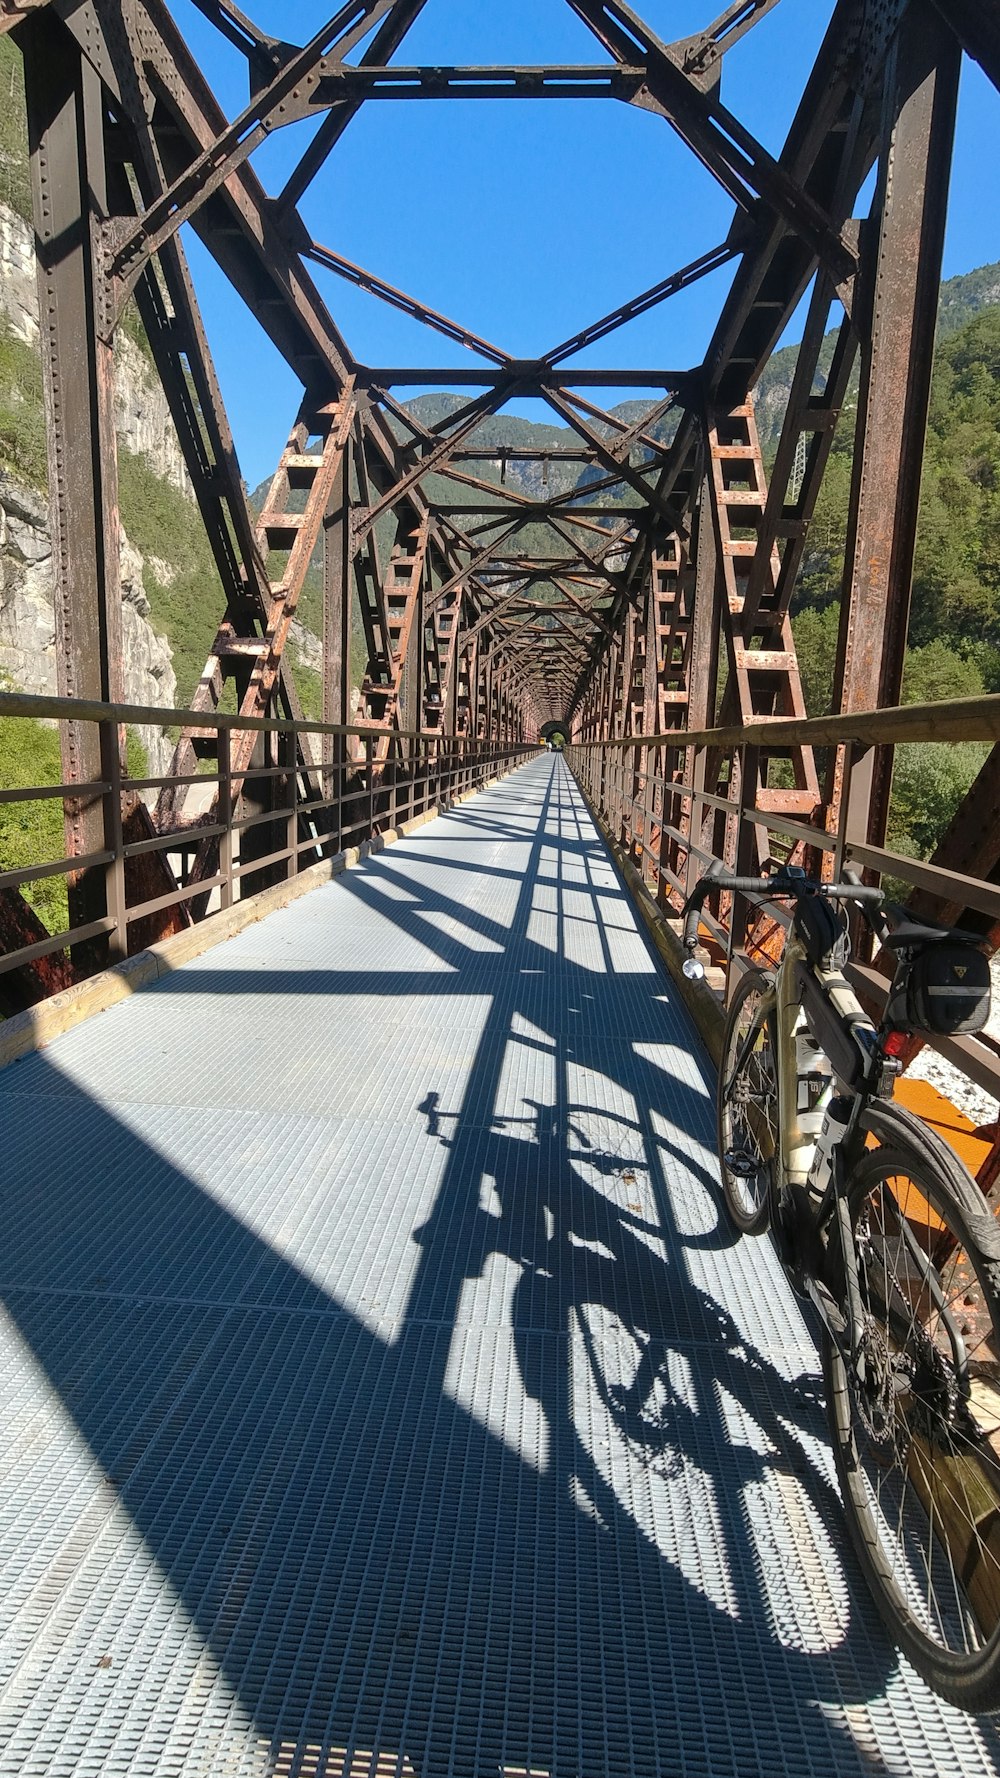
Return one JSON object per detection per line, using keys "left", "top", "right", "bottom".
{"left": 885, "top": 941, "right": 991, "bottom": 1036}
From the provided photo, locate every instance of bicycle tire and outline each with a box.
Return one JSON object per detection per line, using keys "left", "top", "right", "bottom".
{"left": 824, "top": 1101, "right": 1000, "bottom": 1711}
{"left": 716, "top": 966, "right": 777, "bottom": 1236}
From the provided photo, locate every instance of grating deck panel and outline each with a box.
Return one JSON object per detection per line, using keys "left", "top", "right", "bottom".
{"left": 1, "top": 757, "right": 1000, "bottom": 1775}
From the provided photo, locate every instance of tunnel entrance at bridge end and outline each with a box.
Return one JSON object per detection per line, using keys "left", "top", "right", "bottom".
{"left": 539, "top": 720, "right": 568, "bottom": 748}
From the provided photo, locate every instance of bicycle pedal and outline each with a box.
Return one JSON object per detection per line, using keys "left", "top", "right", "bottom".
{"left": 724, "top": 1148, "right": 758, "bottom": 1179}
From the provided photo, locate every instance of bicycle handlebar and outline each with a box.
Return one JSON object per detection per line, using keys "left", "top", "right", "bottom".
{"left": 680, "top": 864, "right": 885, "bottom": 976}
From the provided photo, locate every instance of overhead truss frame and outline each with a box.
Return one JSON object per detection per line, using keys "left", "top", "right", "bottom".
{"left": 1, "top": 0, "right": 997, "bottom": 977}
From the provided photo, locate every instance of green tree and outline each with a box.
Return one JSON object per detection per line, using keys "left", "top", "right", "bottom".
{"left": 791, "top": 602, "right": 840, "bottom": 715}
{"left": 887, "top": 741, "right": 989, "bottom": 862}
{"left": 0, "top": 714, "right": 69, "bottom": 930}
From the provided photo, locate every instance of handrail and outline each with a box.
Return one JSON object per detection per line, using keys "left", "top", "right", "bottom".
{"left": 565, "top": 694, "right": 1000, "bottom": 1194}
{"left": 569, "top": 691, "right": 1000, "bottom": 751}
{"left": 0, "top": 688, "right": 530, "bottom": 746}
{"left": 0, "top": 693, "right": 537, "bottom": 994}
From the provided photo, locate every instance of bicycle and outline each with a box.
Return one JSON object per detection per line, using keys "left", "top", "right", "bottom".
{"left": 682, "top": 860, "right": 1000, "bottom": 1710}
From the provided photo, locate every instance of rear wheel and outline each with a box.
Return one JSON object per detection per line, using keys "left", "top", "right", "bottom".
{"left": 717, "top": 966, "right": 777, "bottom": 1236}
{"left": 825, "top": 1113, "right": 1000, "bottom": 1710}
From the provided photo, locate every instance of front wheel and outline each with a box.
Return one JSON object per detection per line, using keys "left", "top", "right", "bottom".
{"left": 825, "top": 1115, "right": 1000, "bottom": 1711}
{"left": 717, "top": 966, "right": 777, "bottom": 1236}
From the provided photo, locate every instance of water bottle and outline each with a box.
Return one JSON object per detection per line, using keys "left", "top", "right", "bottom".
{"left": 807, "top": 1094, "right": 851, "bottom": 1198}
{"left": 795, "top": 1025, "right": 832, "bottom": 1141}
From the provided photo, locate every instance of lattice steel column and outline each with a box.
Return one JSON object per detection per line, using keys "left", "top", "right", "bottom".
{"left": 828, "top": 0, "right": 961, "bottom": 850}
{"left": 20, "top": 11, "right": 124, "bottom": 958}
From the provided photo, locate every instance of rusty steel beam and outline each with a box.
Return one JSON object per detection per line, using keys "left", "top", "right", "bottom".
{"left": 277, "top": 1, "right": 431, "bottom": 210}
{"left": 928, "top": 0, "right": 1000, "bottom": 92}
{"left": 541, "top": 387, "right": 681, "bottom": 526}
{"left": 19, "top": 10, "right": 124, "bottom": 965}
{"left": 826, "top": 1, "right": 961, "bottom": 853}
{"left": 355, "top": 377, "right": 542, "bottom": 538}
{"left": 289, "top": 63, "right": 649, "bottom": 101}
{"left": 542, "top": 239, "right": 741, "bottom": 364}
{"left": 357, "top": 367, "right": 689, "bottom": 388}
{"left": 445, "top": 447, "right": 600, "bottom": 462}
{"left": 430, "top": 505, "right": 634, "bottom": 521}
{"left": 111, "top": 4, "right": 400, "bottom": 280}
{"left": 303, "top": 238, "right": 510, "bottom": 365}
{"left": 669, "top": 0, "right": 784, "bottom": 91}
{"left": 564, "top": 0, "right": 857, "bottom": 282}
{"left": 189, "top": 0, "right": 293, "bottom": 84}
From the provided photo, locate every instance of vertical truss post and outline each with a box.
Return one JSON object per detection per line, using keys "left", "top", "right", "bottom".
{"left": 482, "top": 647, "right": 495, "bottom": 743}
{"left": 474, "top": 630, "right": 486, "bottom": 744}
{"left": 827, "top": 2, "right": 961, "bottom": 854}
{"left": 323, "top": 429, "right": 354, "bottom": 822}
{"left": 99, "top": 717, "right": 126, "bottom": 965}
{"left": 645, "top": 533, "right": 698, "bottom": 905}
{"left": 622, "top": 595, "right": 646, "bottom": 867}
{"left": 640, "top": 557, "right": 663, "bottom": 900}
{"left": 489, "top": 660, "right": 501, "bottom": 747}
{"left": 595, "top": 642, "right": 613, "bottom": 819}
{"left": 703, "top": 394, "right": 820, "bottom": 953}
{"left": 409, "top": 551, "right": 425, "bottom": 736}
{"left": 685, "top": 469, "right": 720, "bottom": 897}
{"left": 441, "top": 589, "right": 462, "bottom": 737}
{"left": 218, "top": 728, "right": 234, "bottom": 909}
{"left": 455, "top": 619, "right": 475, "bottom": 737}
{"left": 21, "top": 12, "right": 123, "bottom": 960}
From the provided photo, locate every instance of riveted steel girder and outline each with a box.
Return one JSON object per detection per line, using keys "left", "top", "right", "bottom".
{"left": 8, "top": 0, "right": 998, "bottom": 841}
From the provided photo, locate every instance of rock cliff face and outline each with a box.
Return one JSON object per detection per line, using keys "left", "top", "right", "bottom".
{"left": 0, "top": 197, "right": 184, "bottom": 773}
{"left": 0, "top": 203, "right": 36, "bottom": 348}
{"left": 1, "top": 200, "right": 192, "bottom": 499}
{"left": 0, "top": 472, "right": 177, "bottom": 776}
{"left": 1, "top": 199, "right": 323, "bottom": 770}
{"left": 114, "top": 333, "right": 193, "bottom": 499}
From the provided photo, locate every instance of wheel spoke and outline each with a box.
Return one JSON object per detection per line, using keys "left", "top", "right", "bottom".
{"left": 825, "top": 1137, "right": 1000, "bottom": 1702}
{"left": 718, "top": 973, "right": 776, "bottom": 1235}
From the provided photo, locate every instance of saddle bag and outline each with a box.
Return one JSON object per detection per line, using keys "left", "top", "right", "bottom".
{"left": 885, "top": 941, "right": 991, "bottom": 1036}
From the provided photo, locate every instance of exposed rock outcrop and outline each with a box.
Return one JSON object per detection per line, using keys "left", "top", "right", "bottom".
{"left": 114, "top": 332, "right": 193, "bottom": 498}
{"left": 0, "top": 203, "right": 37, "bottom": 348}
{"left": 1, "top": 199, "right": 192, "bottom": 498}
{"left": 0, "top": 471, "right": 177, "bottom": 777}
{"left": 0, "top": 195, "right": 189, "bottom": 772}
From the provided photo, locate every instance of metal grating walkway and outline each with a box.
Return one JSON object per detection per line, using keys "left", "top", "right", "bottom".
{"left": 2, "top": 755, "right": 1000, "bottom": 1777}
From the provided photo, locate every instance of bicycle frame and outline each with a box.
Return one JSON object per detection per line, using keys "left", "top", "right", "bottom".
{"left": 730, "top": 934, "right": 883, "bottom": 1361}
{"left": 734, "top": 931, "right": 877, "bottom": 1193}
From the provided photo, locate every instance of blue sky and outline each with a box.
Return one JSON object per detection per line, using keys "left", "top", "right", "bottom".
{"left": 168, "top": 1, "right": 1000, "bottom": 487}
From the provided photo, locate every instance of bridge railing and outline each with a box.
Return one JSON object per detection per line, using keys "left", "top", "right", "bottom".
{"left": 567, "top": 694, "right": 1000, "bottom": 1188}
{"left": 0, "top": 690, "right": 536, "bottom": 994}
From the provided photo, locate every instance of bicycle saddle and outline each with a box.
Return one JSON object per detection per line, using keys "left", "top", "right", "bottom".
{"left": 882, "top": 915, "right": 984, "bottom": 951}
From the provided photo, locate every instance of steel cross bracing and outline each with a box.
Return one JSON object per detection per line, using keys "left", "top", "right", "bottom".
{"left": 1, "top": 0, "right": 999, "bottom": 980}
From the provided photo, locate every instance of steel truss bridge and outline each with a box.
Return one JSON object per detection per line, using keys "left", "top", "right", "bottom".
{"left": 3, "top": 1, "right": 1000, "bottom": 1773}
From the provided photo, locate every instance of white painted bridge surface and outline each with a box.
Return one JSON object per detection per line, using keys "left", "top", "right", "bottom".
{"left": 1, "top": 755, "right": 998, "bottom": 1776}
